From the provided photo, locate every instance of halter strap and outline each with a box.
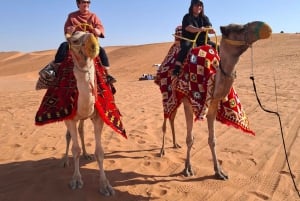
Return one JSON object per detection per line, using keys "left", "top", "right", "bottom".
{"left": 222, "top": 23, "right": 251, "bottom": 47}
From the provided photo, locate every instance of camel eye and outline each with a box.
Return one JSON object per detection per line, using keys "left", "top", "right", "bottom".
{"left": 72, "top": 39, "right": 80, "bottom": 44}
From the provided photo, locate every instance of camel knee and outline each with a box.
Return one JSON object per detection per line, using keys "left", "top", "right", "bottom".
{"left": 186, "top": 136, "right": 194, "bottom": 148}
{"left": 72, "top": 146, "right": 81, "bottom": 158}
{"left": 208, "top": 137, "right": 216, "bottom": 147}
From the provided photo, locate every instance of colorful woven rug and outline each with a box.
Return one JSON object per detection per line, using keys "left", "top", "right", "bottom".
{"left": 156, "top": 44, "right": 254, "bottom": 135}
{"left": 35, "top": 53, "right": 127, "bottom": 138}
{"left": 154, "top": 43, "right": 181, "bottom": 116}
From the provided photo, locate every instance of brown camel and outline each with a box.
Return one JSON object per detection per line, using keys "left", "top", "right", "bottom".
{"left": 64, "top": 31, "right": 115, "bottom": 195}
{"left": 157, "top": 21, "right": 272, "bottom": 180}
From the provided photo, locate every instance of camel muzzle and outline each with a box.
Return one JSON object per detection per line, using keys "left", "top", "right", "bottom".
{"left": 85, "top": 34, "right": 99, "bottom": 59}
{"left": 257, "top": 22, "right": 272, "bottom": 39}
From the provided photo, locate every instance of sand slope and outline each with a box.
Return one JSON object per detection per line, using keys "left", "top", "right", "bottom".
{"left": 0, "top": 34, "right": 299, "bottom": 201}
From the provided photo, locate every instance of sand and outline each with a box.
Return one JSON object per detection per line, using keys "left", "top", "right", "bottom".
{"left": 0, "top": 34, "right": 299, "bottom": 201}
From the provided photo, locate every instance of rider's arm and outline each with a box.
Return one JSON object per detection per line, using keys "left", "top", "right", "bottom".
{"left": 91, "top": 13, "right": 105, "bottom": 38}
{"left": 185, "top": 25, "right": 206, "bottom": 33}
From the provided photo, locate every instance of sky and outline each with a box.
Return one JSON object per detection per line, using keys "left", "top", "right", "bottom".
{"left": 1, "top": 0, "right": 299, "bottom": 52}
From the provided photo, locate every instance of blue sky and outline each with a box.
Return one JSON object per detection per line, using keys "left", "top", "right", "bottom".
{"left": 1, "top": 0, "right": 299, "bottom": 52}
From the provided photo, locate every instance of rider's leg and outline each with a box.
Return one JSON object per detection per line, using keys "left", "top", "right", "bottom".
{"left": 207, "top": 40, "right": 219, "bottom": 53}
{"left": 55, "top": 42, "right": 69, "bottom": 63}
{"left": 39, "top": 42, "right": 69, "bottom": 81}
{"left": 173, "top": 41, "right": 191, "bottom": 76}
{"left": 99, "top": 46, "right": 116, "bottom": 84}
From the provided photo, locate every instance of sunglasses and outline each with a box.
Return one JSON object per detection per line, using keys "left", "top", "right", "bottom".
{"left": 193, "top": 3, "right": 203, "bottom": 7}
{"left": 81, "top": 1, "right": 90, "bottom": 4}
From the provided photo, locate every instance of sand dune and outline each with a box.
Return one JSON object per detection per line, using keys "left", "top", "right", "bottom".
{"left": 0, "top": 34, "right": 299, "bottom": 201}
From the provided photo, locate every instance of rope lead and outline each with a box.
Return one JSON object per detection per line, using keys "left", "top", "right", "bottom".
{"left": 250, "top": 75, "right": 300, "bottom": 198}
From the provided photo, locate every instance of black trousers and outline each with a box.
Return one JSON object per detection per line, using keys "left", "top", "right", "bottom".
{"left": 54, "top": 41, "right": 109, "bottom": 67}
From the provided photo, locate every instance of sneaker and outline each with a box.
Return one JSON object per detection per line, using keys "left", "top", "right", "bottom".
{"left": 173, "top": 65, "right": 182, "bottom": 76}
{"left": 39, "top": 62, "right": 57, "bottom": 81}
{"left": 106, "top": 74, "right": 117, "bottom": 84}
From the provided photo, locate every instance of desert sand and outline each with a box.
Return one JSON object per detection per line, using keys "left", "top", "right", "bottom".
{"left": 0, "top": 34, "right": 299, "bottom": 201}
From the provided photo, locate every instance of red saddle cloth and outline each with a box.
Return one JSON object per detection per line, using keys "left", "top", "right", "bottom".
{"left": 35, "top": 53, "right": 127, "bottom": 138}
{"left": 156, "top": 44, "right": 254, "bottom": 135}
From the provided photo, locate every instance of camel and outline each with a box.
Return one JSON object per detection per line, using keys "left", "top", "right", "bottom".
{"left": 156, "top": 21, "right": 272, "bottom": 180}
{"left": 64, "top": 31, "right": 115, "bottom": 195}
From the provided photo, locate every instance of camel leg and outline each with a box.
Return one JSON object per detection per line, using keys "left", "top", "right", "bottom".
{"left": 61, "top": 130, "right": 71, "bottom": 167}
{"left": 91, "top": 114, "right": 115, "bottom": 196}
{"left": 207, "top": 101, "right": 228, "bottom": 180}
{"left": 169, "top": 109, "right": 181, "bottom": 149}
{"left": 160, "top": 118, "right": 167, "bottom": 157}
{"left": 65, "top": 120, "right": 84, "bottom": 189}
{"left": 182, "top": 98, "right": 194, "bottom": 177}
{"left": 160, "top": 109, "right": 181, "bottom": 157}
{"left": 78, "top": 120, "right": 93, "bottom": 160}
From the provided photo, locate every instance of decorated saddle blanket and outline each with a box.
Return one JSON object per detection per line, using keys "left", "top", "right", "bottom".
{"left": 35, "top": 53, "right": 127, "bottom": 138}
{"left": 154, "top": 43, "right": 181, "bottom": 115}
{"left": 156, "top": 44, "right": 254, "bottom": 135}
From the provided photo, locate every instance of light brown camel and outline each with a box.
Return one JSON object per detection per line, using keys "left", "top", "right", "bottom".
{"left": 64, "top": 31, "right": 115, "bottom": 195}
{"left": 158, "top": 21, "right": 272, "bottom": 180}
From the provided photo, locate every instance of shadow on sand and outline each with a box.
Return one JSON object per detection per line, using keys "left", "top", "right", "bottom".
{"left": 0, "top": 148, "right": 219, "bottom": 201}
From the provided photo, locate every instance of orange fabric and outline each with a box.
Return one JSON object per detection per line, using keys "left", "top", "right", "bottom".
{"left": 64, "top": 10, "right": 105, "bottom": 38}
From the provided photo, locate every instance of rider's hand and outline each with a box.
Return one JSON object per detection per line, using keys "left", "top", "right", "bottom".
{"left": 93, "top": 28, "right": 101, "bottom": 37}
{"left": 199, "top": 27, "right": 206, "bottom": 33}
{"left": 208, "top": 29, "right": 215, "bottom": 34}
{"left": 66, "top": 26, "right": 75, "bottom": 35}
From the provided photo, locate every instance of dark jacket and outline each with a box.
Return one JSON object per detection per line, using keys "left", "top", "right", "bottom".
{"left": 181, "top": 13, "right": 212, "bottom": 45}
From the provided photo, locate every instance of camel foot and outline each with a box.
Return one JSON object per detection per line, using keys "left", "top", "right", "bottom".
{"left": 173, "top": 143, "right": 181, "bottom": 149}
{"left": 99, "top": 181, "right": 115, "bottom": 196}
{"left": 69, "top": 179, "right": 84, "bottom": 190}
{"left": 214, "top": 171, "right": 228, "bottom": 180}
{"left": 182, "top": 166, "right": 194, "bottom": 177}
{"left": 61, "top": 156, "right": 70, "bottom": 168}
{"left": 82, "top": 153, "right": 93, "bottom": 161}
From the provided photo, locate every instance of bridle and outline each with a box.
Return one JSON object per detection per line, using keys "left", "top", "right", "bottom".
{"left": 221, "top": 23, "right": 251, "bottom": 47}
{"left": 218, "top": 23, "right": 251, "bottom": 79}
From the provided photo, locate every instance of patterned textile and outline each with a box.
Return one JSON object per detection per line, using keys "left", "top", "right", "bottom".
{"left": 35, "top": 53, "right": 127, "bottom": 138}
{"left": 157, "top": 44, "right": 254, "bottom": 135}
{"left": 154, "top": 43, "right": 181, "bottom": 116}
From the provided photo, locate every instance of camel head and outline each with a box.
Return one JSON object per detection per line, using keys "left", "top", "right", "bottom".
{"left": 67, "top": 31, "right": 100, "bottom": 68}
{"left": 213, "top": 21, "right": 272, "bottom": 100}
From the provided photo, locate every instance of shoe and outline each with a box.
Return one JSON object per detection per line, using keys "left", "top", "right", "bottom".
{"left": 107, "top": 74, "right": 117, "bottom": 84}
{"left": 173, "top": 65, "right": 182, "bottom": 76}
{"left": 39, "top": 62, "right": 57, "bottom": 81}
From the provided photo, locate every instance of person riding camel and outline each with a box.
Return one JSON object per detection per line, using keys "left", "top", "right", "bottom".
{"left": 173, "top": 0, "right": 217, "bottom": 76}
{"left": 39, "top": 0, "right": 116, "bottom": 86}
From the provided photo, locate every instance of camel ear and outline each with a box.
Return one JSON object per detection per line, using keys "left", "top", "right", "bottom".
{"left": 220, "top": 26, "right": 229, "bottom": 37}
{"left": 65, "top": 33, "right": 72, "bottom": 40}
